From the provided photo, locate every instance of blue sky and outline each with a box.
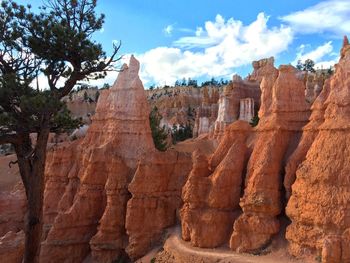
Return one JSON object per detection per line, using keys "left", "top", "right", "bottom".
{"left": 18, "top": 0, "right": 350, "bottom": 87}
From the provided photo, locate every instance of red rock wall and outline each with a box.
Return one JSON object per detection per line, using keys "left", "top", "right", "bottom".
{"left": 286, "top": 37, "right": 350, "bottom": 262}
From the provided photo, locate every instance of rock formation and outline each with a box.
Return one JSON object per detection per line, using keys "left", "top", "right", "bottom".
{"left": 40, "top": 56, "right": 192, "bottom": 262}
{"left": 181, "top": 121, "right": 251, "bottom": 248}
{"left": 147, "top": 86, "right": 221, "bottom": 132}
{"left": 125, "top": 151, "right": 192, "bottom": 260}
{"left": 286, "top": 36, "right": 350, "bottom": 262}
{"left": 213, "top": 58, "right": 276, "bottom": 139}
{"left": 230, "top": 65, "right": 310, "bottom": 253}
{"left": 193, "top": 87, "right": 219, "bottom": 137}
{"left": 239, "top": 98, "right": 254, "bottom": 122}
{"left": 284, "top": 79, "right": 330, "bottom": 200}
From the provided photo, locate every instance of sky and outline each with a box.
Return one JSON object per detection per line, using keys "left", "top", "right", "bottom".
{"left": 17, "top": 0, "right": 350, "bottom": 88}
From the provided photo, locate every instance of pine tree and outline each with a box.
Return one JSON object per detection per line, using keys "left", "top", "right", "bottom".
{"left": 0, "top": 1, "right": 121, "bottom": 262}
{"left": 149, "top": 107, "right": 168, "bottom": 151}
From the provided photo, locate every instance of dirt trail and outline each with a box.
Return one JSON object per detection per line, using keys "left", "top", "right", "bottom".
{"left": 152, "top": 227, "right": 312, "bottom": 263}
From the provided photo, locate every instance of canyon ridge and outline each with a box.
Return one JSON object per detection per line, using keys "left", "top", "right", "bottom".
{"left": 0, "top": 36, "right": 349, "bottom": 263}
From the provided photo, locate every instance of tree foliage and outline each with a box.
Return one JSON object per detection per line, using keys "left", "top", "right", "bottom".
{"left": 171, "top": 123, "right": 193, "bottom": 144}
{"left": 249, "top": 115, "right": 259, "bottom": 127}
{"left": 296, "top": 59, "right": 316, "bottom": 73}
{"left": 149, "top": 106, "right": 168, "bottom": 151}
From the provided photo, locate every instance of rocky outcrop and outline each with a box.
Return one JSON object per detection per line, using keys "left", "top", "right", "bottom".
{"left": 230, "top": 65, "right": 310, "bottom": 253}
{"left": 286, "top": 36, "right": 350, "bottom": 262}
{"left": 40, "top": 56, "right": 191, "bottom": 262}
{"left": 181, "top": 121, "right": 251, "bottom": 248}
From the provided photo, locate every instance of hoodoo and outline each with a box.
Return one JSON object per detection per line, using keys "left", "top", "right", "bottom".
{"left": 40, "top": 56, "right": 192, "bottom": 262}
{"left": 286, "top": 37, "right": 350, "bottom": 262}
{"left": 230, "top": 65, "right": 311, "bottom": 253}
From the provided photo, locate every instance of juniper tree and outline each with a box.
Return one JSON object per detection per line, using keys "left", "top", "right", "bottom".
{"left": 0, "top": 1, "right": 121, "bottom": 262}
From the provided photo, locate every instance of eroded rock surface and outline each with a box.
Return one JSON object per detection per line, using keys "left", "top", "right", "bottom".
{"left": 40, "top": 56, "right": 191, "bottom": 263}
{"left": 126, "top": 151, "right": 192, "bottom": 260}
{"left": 286, "top": 36, "right": 350, "bottom": 262}
{"left": 230, "top": 65, "right": 310, "bottom": 253}
{"left": 181, "top": 121, "right": 251, "bottom": 248}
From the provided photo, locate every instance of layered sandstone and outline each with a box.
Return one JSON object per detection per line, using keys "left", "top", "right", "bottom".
{"left": 284, "top": 79, "right": 330, "bottom": 199}
{"left": 125, "top": 150, "right": 192, "bottom": 260}
{"left": 39, "top": 56, "right": 191, "bottom": 263}
{"left": 230, "top": 65, "right": 310, "bottom": 253}
{"left": 181, "top": 121, "right": 251, "bottom": 248}
{"left": 42, "top": 140, "right": 81, "bottom": 237}
{"left": 41, "top": 56, "right": 154, "bottom": 262}
{"left": 148, "top": 86, "right": 221, "bottom": 132}
{"left": 193, "top": 87, "right": 219, "bottom": 137}
{"left": 213, "top": 58, "right": 276, "bottom": 139}
{"left": 239, "top": 98, "right": 254, "bottom": 122}
{"left": 286, "top": 36, "right": 350, "bottom": 262}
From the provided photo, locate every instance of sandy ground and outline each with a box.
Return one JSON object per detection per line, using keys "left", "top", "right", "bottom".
{"left": 0, "top": 154, "right": 20, "bottom": 192}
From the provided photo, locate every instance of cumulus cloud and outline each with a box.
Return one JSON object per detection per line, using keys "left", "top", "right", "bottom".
{"left": 293, "top": 41, "right": 338, "bottom": 69}
{"left": 138, "top": 13, "right": 293, "bottom": 86}
{"left": 281, "top": 0, "right": 350, "bottom": 35}
{"left": 294, "top": 41, "right": 333, "bottom": 63}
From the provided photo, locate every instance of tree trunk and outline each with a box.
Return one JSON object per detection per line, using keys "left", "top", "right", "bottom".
{"left": 15, "top": 127, "right": 50, "bottom": 263}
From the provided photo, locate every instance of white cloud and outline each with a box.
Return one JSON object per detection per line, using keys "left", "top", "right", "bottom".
{"left": 293, "top": 41, "right": 339, "bottom": 69}
{"left": 281, "top": 0, "right": 350, "bottom": 35}
{"left": 293, "top": 41, "right": 338, "bottom": 69}
{"left": 315, "top": 59, "right": 337, "bottom": 70}
{"left": 138, "top": 13, "right": 293, "bottom": 86}
{"left": 294, "top": 41, "right": 333, "bottom": 63}
{"left": 163, "top": 24, "right": 174, "bottom": 36}
{"left": 195, "top": 27, "right": 204, "bottom": 37}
